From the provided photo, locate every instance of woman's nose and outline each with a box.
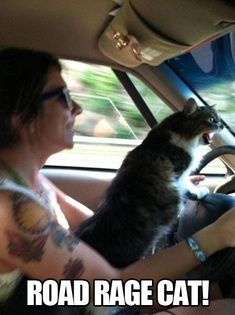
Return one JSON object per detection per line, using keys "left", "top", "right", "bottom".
{"left": 72, "top": 101, "right": 83, "bottom": 116}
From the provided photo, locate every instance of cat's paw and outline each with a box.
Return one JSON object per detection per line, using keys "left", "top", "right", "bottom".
{"left": 186, "top": 186, "right": 210, "bottom": 200}
{"left": 194, "top": 186, "right": 210, "bottom": 199}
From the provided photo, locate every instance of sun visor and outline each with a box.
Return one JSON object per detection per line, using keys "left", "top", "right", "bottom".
{"left": 98, "top": 0, "right": 235, "bottom": 67}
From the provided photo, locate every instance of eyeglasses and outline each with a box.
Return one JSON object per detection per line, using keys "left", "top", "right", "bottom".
{"left": 38, "top": 87, "right": 74, "bottom": 110}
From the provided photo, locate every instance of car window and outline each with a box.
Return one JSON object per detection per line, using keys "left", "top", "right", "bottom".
{"left": 46, "top": 59, "right": 227, "bottom": 175}
{"left": 167, "top": 33, "right": 235, "bottom": 134}
{"left": 127, "top": 74, "right": 173, "bottom": 122}
{"left": 46, "top": 60, "right": 171, "bottom": 169}
{"left": 166, "top": 33, "right": 235, "bottom": 175}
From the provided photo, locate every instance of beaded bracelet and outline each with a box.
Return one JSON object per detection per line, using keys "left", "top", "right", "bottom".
{"left": 186, "top": 236, "right": 207, "bottom": 263}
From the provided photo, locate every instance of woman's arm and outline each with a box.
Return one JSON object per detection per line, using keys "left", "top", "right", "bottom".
{"left": 121, "top": 220, "right": 219, "bottom": 281}
{"left": 1, "top": 189, "right": 235, "bottom": 298}
{"left": 0, "top": 190, "right": 117, "bottom": 287}
{"left": 39, "top": 174, "right": 93, "bottom": 231}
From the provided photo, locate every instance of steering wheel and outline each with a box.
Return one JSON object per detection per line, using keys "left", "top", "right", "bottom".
{"left": 178, "top": 145, "right": 235, "bottom": 283}
{"left": 193, "top": 145, "right": 235, "bottom": 194}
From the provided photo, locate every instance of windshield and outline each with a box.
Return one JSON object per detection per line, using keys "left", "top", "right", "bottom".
{"left": 167, "top": 32, "right": 235, "bottom": 135}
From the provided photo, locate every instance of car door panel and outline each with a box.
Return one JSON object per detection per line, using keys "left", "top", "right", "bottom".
{"left": 41, "top": 168, "right": 115, "bottom": 210}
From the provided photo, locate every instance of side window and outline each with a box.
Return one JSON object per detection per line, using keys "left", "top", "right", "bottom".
{"left": 128, "top": 74, "right": 173, "bottom": 122}
{"left": 46, "top": 60, "right": 172, "bottom": 169}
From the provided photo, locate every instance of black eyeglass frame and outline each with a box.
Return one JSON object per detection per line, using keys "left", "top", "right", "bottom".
{"left": 38, "top": 87, "right": 73, "bottom": 110}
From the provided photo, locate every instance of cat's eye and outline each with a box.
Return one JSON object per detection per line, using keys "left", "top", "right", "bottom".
{"left": 208, "top": 117, "right": 215, "bottom": 123}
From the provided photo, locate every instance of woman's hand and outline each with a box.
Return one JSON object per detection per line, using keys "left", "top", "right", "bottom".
{"left": 194, "top": 207, "right": 235, "bottom": 257}
{"left": 190, "top": 175, "right": 206, "bottom": 185}
{"left": 212, "top": 207, "right": 235, "bottom": 248}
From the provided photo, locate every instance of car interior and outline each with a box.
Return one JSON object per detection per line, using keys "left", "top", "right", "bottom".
{"left": 1, "top": 0, "right": 235, "bottom": 305}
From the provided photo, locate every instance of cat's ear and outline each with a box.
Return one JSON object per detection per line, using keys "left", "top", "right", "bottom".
{"left": 184, "top": 98, "right": 198, "bottom": 116}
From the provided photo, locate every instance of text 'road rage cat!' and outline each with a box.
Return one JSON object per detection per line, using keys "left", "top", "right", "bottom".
{"left": 27, "top": 279, "right": 210, "bottom": 306}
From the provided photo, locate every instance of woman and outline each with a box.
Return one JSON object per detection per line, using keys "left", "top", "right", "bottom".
{"left": 0, "top": 47, "right": 234, "bottom": 314}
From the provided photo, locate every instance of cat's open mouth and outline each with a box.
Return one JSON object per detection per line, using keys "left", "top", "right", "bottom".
{"left": 202, "top": 132, "right": 212, "bottom": 144}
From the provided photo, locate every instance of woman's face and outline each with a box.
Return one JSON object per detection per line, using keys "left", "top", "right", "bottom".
{"left": 31, "top": 68, "right": 82, "bottom": 154}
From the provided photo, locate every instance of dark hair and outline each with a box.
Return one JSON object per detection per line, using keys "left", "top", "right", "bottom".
{"left": 0, "top": 47, "right": 61, "bottom": 148}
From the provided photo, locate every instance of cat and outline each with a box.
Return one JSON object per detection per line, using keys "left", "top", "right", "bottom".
{"left": 76, "top": 98, "right": 223, "bottom": 268}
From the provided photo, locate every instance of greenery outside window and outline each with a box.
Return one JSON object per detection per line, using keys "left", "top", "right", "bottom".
{"left": 46, "top": 60, "right": 170, "bottom": 169}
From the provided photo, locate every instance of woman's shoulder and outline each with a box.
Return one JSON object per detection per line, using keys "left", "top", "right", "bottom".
{"left": 0, "top": 178, "right": 53, "bottom": 233}
{"left": 0, "top": 178, "right": 43, "bottom": 204}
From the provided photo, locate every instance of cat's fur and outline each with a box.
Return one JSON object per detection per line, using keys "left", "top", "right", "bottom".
{"left": 77, "top": 98, "right": 223, "bottom": 268}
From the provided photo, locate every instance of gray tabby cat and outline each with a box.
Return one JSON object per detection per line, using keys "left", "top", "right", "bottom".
{"left": 77, "top": 98, "right": 223, "bottom": 267}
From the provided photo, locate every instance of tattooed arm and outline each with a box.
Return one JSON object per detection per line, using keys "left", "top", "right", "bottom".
{"left": 0, "top": 190, "right": 235, "bottom": 302}
{"left": 0, "top": 190, "right": 117, "bottom": 286}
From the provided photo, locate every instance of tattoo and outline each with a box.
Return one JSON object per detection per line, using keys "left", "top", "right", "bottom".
{"left": 12, "top": 192, "right": 51, "bottom": 234}
{"left": 51, "top": 223, "right": 80, "bottom": 252}
{"left": 63, "top": 258, "right": 84, "bottom": 279}
{"left": 6, "top": 229, "right": 48, "bottom": 262}
{"left": 6, "top": 191, "right": 81, "bottom": 266}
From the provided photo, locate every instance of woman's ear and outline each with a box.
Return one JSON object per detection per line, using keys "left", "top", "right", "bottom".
{"left": 11, "top": 114, "right": 22, "bottom": 129}
{"left": 11, "top": 114, "right": 35, "bottom": 134}
{"left": 28, "top": 119, "right": 36, "bottom": 135}
{"left": 184, "top": 98, "right": 198, "bottom": 116}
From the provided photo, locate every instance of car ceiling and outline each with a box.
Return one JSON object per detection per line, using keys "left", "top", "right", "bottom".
{"left": 0, "top": 0, "right": 117, "bottom": 66}
{"left": 2, "top": 0, "right": 235, "bottom": 68}
{"left": 1, "top": 1, "right": 235, "bottom": 112}
{"left": 0, "top": 0, "right": 192, "bottom": 113}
